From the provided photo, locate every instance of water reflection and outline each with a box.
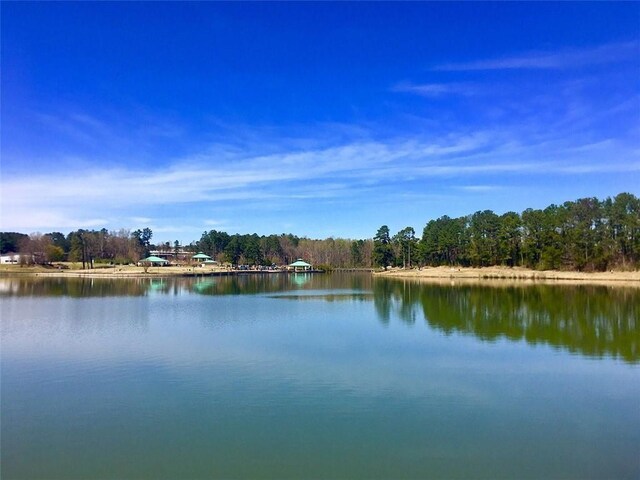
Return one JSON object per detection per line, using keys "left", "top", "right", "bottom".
{"left": 1, "top": 274, "right": 637, "bottom": 363}
{"left": 268, "top": 292, "right": 374, "bottom": 302}
{"left": 0, "top": 273, "right": 373, "bottom": 298}
{"left": 374, "top": 279, "right": 639, "bottom": 363}
{"left": 0, "top": 276, "right": 151, "bottom": 297}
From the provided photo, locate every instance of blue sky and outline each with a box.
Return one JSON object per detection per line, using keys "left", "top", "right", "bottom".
{"left": 2, "top": 2, "right": 639, "bottom": 243}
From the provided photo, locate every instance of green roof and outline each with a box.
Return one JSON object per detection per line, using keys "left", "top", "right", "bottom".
{"left": 289, "top": 260, "right": 312, "bottom": 267}
{"left": 192, "top": 252, "right": 212, "bottom": 259}
{"left": 140, "top": 256, "right": 169, "bottom": 263}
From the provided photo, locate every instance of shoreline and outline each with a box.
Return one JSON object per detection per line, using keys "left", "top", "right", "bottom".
{"left": 0, "top": 265, "right": 323, "bottom": 279}
{"left": 374, "top": 266, "right": 640, "bottom": 286}
{"left": 1, "top": 264, "right": 639, "bottom": 285}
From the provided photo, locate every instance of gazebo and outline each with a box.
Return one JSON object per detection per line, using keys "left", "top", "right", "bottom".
{"left": 140, "top": 255, "right": 169, "bottom": 265}
{"left": 139, "top": 255, "right": 169, "bottom": 271}
{"left": 192, "top": 252, "right": 212, "bottom": 262}
{"left": 288, "top": 259, "right": 312, "bottom": 272}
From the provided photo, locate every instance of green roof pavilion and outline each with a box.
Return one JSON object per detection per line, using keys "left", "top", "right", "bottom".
{"left": 140, "top": 256, "right": 169, "bottom": 264}
{"left": 289, "top": 259, "right": 312, "bottom": 271}
{"left": 192, "top": 252, "right": 212, "bottom": 260}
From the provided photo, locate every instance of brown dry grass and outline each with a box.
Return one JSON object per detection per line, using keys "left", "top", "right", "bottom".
{"left": 374, "top": 265, "right": 640, "bottom": 286}
{"left": 0, "top": 263, "right": 231, "bottom": 278}
{"left": 3, "top": 263, "right": 639, "bottom": 285}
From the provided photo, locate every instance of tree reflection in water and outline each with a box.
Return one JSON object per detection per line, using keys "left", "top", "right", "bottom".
{"left": 1, "top": 274, "right": 636, "bottom": 363}
{"left": 373, "top": 279, "right": 639, "bottom": 363}
{"left": 0, "top": 276, "right": 151, "bottom": 297}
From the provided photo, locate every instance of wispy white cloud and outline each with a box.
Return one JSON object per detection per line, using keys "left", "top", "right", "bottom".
{"left": 2, "top": 128, "right": 637, "bottom": 233}
{"left": 130, "top": 216, "right": 153, "bottom": 224}
{"left": 34, "top": 111, "right": 114, "bottom": 144}
{"left": 456, "top": 185, "right": 502, "bottom": 193}
{"left": 555, "top": 162, "right": 640, "bottom": 174}
{"left": 3, "top": 65, "right": 640, "bottom": 243}
{"left": 433, "top": 41, "right": 638, "bottom": 71}
{"left": 203, "top": 219, "right": 227, "bottom": 227}
{"left": 392, "top": 82, "right": 478, "bottom": 97}
{"left": 2, "top": 210, "right": 108, "bottom": 232}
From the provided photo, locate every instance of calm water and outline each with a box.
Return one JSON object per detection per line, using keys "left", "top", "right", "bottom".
{"left": 1, "top": 274, "right": 639, "bottom": 479}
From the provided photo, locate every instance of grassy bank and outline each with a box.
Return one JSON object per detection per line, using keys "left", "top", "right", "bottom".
{"left": 374, "top": 266, "right": 640, "bottom": 286}
{"left": 0, "top": 263, "right": 231, "bottom": 278}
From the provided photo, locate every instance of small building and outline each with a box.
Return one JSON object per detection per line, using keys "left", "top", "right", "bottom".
{"left": 1, "top": 253, "right": 21, "bottom": 264}
{"left": 288, "top": 259, "right": 312, "bottom": 272}
{"left": 139, "top": 255, "right": 169, "bottom": 266}
{"left": 149, "top": 248, "right": 192, "bottom": 262}
{"left": 192, "top": 252, "right": 212, "bottom": 262}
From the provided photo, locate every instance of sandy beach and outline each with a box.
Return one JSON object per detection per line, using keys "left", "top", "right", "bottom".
{"left": 374, "top": 265, "right": 640, "bottom": 286}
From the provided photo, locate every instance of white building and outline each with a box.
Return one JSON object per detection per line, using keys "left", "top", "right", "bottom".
{"left": 1, "top": 253, "right": 22, "bottom": 264}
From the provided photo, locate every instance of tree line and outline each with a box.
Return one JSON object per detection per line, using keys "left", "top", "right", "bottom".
{"left": 373, "top": 192, "right": 639, "bottom": 271}
{"left": 0, "top": 227, "right": 375, "bottom": 269}
{"left": 0, "top": 228, "right": 155, "bottom": 268}
{"left": 196, "top": 231, "right": 373, "bottom": 268}
{"left": 2, "top": 192, "right": 638, "bottom": 271}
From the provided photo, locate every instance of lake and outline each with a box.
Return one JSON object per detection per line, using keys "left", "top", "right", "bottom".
{"left": 1, "top": 273, "right": 638, "bottom": 479}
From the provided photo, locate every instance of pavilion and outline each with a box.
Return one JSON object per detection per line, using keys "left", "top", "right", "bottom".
{"left": 192, "top": 252, "right": 212, "bottom": 262}
{"left": 139, "top": 255, "right": 169, "bottom": 266}
{"left": 288, "top": 259, "right": 312, "bottom": 272}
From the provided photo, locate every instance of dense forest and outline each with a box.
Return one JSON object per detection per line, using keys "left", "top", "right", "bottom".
{"left": 393, "top": 192, "right": 639, "bottom": 272}
{"left": 2, "top": 192, "right": 639, "bottom": 271}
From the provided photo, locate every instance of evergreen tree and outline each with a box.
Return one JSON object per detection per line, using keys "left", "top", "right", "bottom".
{"left": 373, "top": 225, "right": 394, "bottom": 268}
